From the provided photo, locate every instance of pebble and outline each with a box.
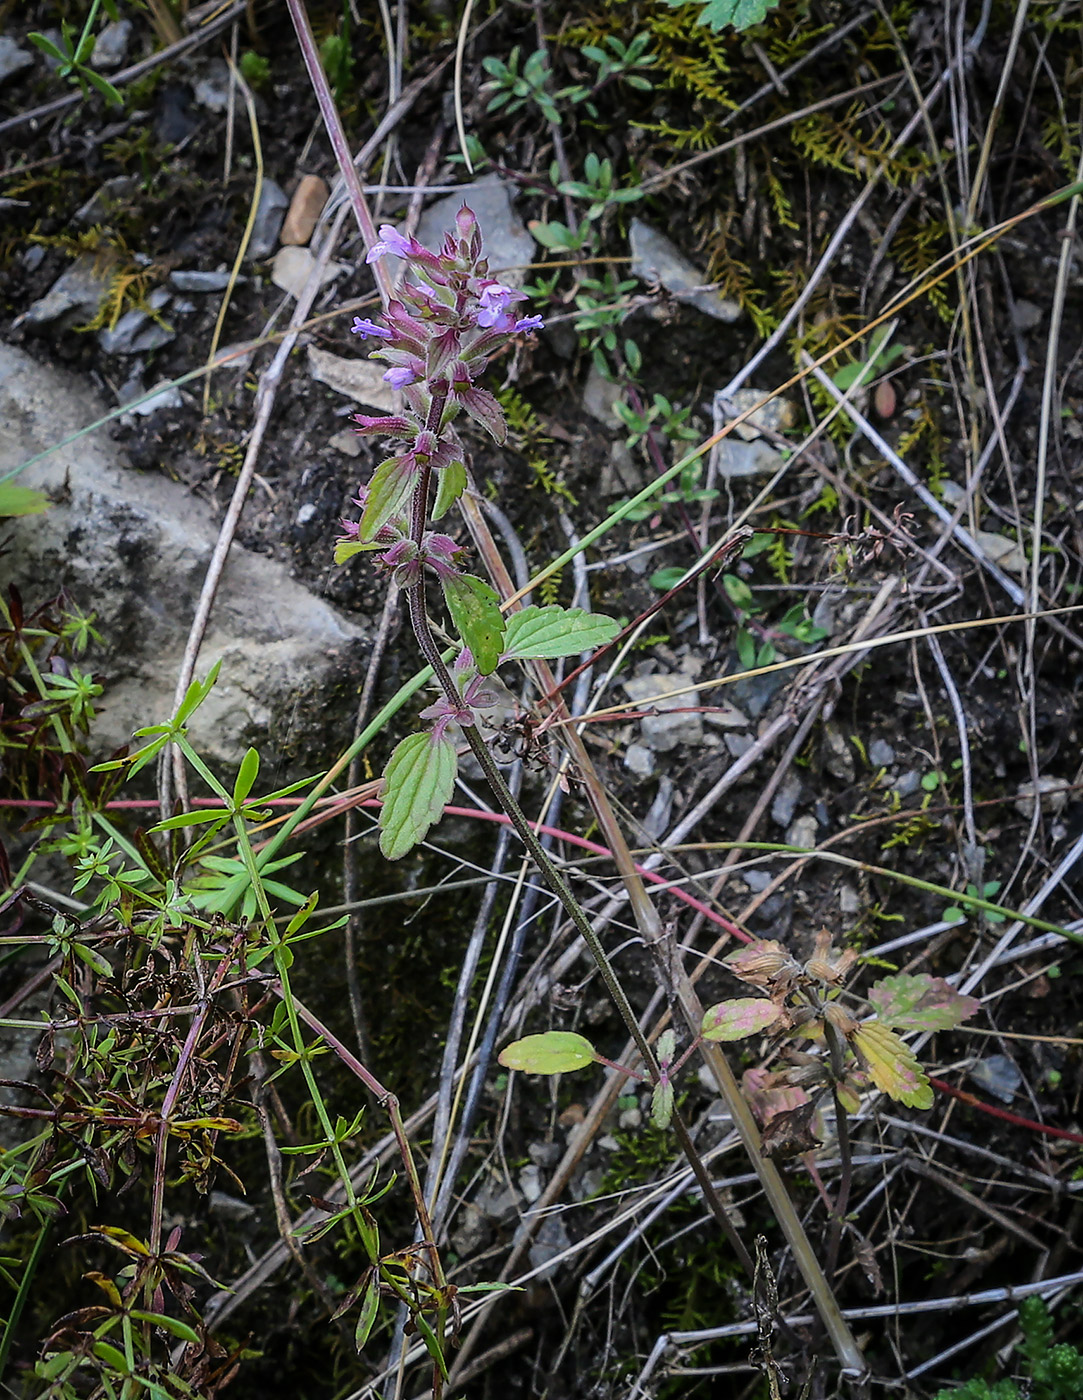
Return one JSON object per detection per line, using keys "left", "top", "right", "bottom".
{"left": 528, "top": 1215, "right": 571, "bottom": 1279}
{"left": 416, "top": 173, "right": 535, "bottom": 284}
{"left": 973, "top": 528, "right": 1027, "bottom": 574}
{"left": 193, "top": 60, "right": 231, "bottom": 112}
{"left": 630, "top": 218, "right": 741, "bottom": 322}
{"left": 19, "top": 255, "right": 112, "bottom": 327}
{"left": 771, "top": 773, "right": 803, "bottom": 829}
{"left": 90, "top": 18, "right": 132, "bottom": 69}
{"left": 582, "top": 364, "right": 624, "bottom": 427}
{"left": 270, "top": 245, "right": 348, "bottom": 299}
{"left": 518, "top": 1164, "right": 543, "bottom": 1204}
{"left": 121, "top": 381, "right": 184, "bottom": 416}
{"left": 704, "top": 700, "right": 748, "bottom": 729}
{"left": 1014, "top": 775, "right": 1070, "bottom": 819}
{"left": 742, "top": 870, "right": 774, "bottom": 893}
{"left": 0, "top": 37, "right": 33, "bottom": 85}
{"left": 622, "top": 672, "right": 703, "bottom": 752}
{"left": 1011, "top": 299, "right": 1042, "bottom": 333}
{"left": 786, "top": 815, "right": 818, "bottom": 850}
{"left": 280, "top": 175, "right": 329, "bottom": 246}
{"left": 328, "top": 429, "right": 361, "bottom": 457}
{"left": 307, "top": 346, "right": 398, "bottom": 411}
{"left": 75, "top": 175, "right": 139, "bottom": 224}
{"left": 247, "top": 179, "right": 289, "bottom": 261}
{"left": 838, "top": 881, "right": 861, "bottom": 915}
{"left": 618, "top": 1106, "right": 642, "bottom": 1131}
{"left": 170, "top": 269, "right": 240, "bottom": 293}
{"left": 969, "top": 1054, "right": 1021, "bottom": 1104}
{"left": 716, "top": 388, "right": 799, "bottom": 441}
{"left": 598, "top": 439, "right": 645, "bottom": 496}
{"left": 295, "top": 503, "right": 318, "bottom": 527}
{"left": 713, "top": 437, "right": 787, "bottom": 480}
{"left": 623, "top": 742, "right": 655, "bottom": 778}
{"left": 528, "top": 1141, "right": 562, "bottom": 1169}
{"left": 724, "top": 732, "right": 754, "bottom": 758}
{"left": 154, "top": 84, "right": 199, "bottom": 145}
{"left": 893, "top": 770, "right": 922, "bottom": 799}
{"left": 98, "top": 287, "right": 173, "bottom": 355}
{"left": 822, "top": 723, "right": 854, "bottom": 782}
{"left": 868, "top": 738, "right": 895, "bottom": 768}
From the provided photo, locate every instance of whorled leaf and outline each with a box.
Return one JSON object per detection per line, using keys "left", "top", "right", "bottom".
{"left": 701, "top": 997, "right": 781, "bottom": 1042}
{"left": 498, "top": 1030, "right": 596, "bottom": 1075}
{"left": 379, "top": 731, "right": 457, "bottom": 860}
{"left": 441, "top": 572, "right": 505, "bottom": 675}
{"left": 868, "top": 973, "right": 980, "bottom": 1032}
{"left": 501, "top": 604, "right": 620, "bottom": 662}
{"left": 851, "top": 1020, "right": 933, "bottom": 1110}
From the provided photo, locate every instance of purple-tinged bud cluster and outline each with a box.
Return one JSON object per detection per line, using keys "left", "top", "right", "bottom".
{"left": 337, "top": 487, "right": 467, "bottom": 587}
{"left": 340, "top": 205, "right": 544, "bottom": 547}
{"left": 418, "top": 650, "right": 497, "bottom": 742}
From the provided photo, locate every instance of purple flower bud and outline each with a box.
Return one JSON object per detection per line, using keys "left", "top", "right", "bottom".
{"left": 383, "top": 366, "right": 418, "bottom": 390}
{"left": 514, "top": 315, "right": 545, "bottom": 333}
{"left": 455, "top": 204, "right": 478, "bottom": 241}
{"left": 351, "top": 316, "right": 393, "bottom": 340}
{"left": 366, "top": 224, "right": 413, "bottom": 263}
{"left": 351, "top": 414, "right": 412, "bottom": 438}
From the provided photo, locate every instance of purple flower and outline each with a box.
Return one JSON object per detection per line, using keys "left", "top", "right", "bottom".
{"left": 383, "top": 366, "right": 418, "bottom": 390}
{"left": 366, "top": 224, "right": 413, "bottom": 263}
{"left": 351, "top": 317, "right": 393, "bottom": 340}
{"left": 514, "top": 315, "right": 545, "bottom": 333}
{"left": 476, "top": 280, "right": 523, "bottom": 328}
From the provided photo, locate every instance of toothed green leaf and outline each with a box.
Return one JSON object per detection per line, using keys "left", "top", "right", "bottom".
{"left": 501, "top": 605, "right": 619, "bottom": 661}
{"left": 379, "top": 731, "right": 457, "bottom": 860}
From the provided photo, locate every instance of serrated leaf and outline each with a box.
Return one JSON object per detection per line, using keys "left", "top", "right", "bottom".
{"left": 851, "top": 1020, "right": 933, "bottom": 1109}
{"left": 662, "top": 0, "right": 781, "bottom": 31}
{"left": 354, "top": 1277, "right": 379, "bottom": 1352}
{"left": 432, "top": 459, "right": 467, "bottom": 520}
{"left": 650, "top": 1079, "right": 674, "bottom": 1130}
{"left": 379, "top": 731, "right": 457, "bottom": 860}
{"left": 0, "top": 482, "right": 50, "bottom": 517}
{"left": 501, "top": 604, "right": 620, "bottom": 661}
{"left": 868, "top": 974, "right": 980, "bottom": 1032}
{"left": 441, "top": 573, "right": 505, "bottom": 675}
{"left": 497, "top": 1031, "right": 597, "bottom": 1074}
{"left": 359, "top": 455, "right": 417, "bottom": 541}
{"left": 701, "top": 997, "right": 781, "bottom": 1041}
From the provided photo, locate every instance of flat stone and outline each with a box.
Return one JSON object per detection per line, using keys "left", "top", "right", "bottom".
{"left": 969, "top": 1054, "right": 1021, "bottom": 1104}
{"left": 328, "top": 429, "right": 361, "bottom": 457}
{"left": 1014, "top": 776, "right": 1070, "bottom": 818}
{"left": 528, "top": 1215, "right": 571, "bottom": 1280}
{"left": 0, "top": 344, "right": 368, "bottom": 768}
{"left": 270, "top": 245, "right": 348, "bottom": 298}
{"left": 974, "top": 529, "right": 1027, "bottom": 574}
{"left": 583, "top": 365, "right": 624, "bottom": 427}
{"left": 713, "top": 437, "right": 787, "bottom": 480}
{"left": 247, "top": 179, "right": 289, "bottom": 261}
{"left": 894, "top": 769, "right": 922, "bottom": 799}
{"left": 771, "top": 773, "right": 803, "bottom": 829}
{"left": 307, "top": 347, "right": 398, "bottom": 411}
{"left": 703, "top": 700, "right": 748, "bottom": 729}
{"left": 416, "top": 173, "right": 535, "bottom": 285}
{"left": 18, "top": 255, "right": 111, "bottom": 327}
{"left": 622, "top": 672, "right": 702, "bottom": 752}
{"left": 75, "top": 175, "right": 139, "bottom": 224}
{"left": 598, "top": 439, "right": 645, "bottom": 496}
{"left": 724, "top": 732, "right": 754, "bottom": 758}
{"left": 98, "top": 287, "right": 173, "bottom": 355}
{"left": 786, "top": 815, "right": 818, "bottom": 850}
{"left": 0, "top": 36, "right": 34, "bottom": 85}
{"left": 170, "top": 269, "right": 241, "bottom": 292}
{"left": 91, "top": 18, "right": 132, "bottom": 69}
{"left": 193, "top": 60, "right": 231, "bottom": 112}
{"left": 716, "top": 388, "right": 799, "bottom": 441}
{"left": 121, "top": 380, "right": 184, "bottom": 416}
{"left": 623, "top": 742, "right": 655, "bottom": 777}
{"left": 868, "top": 738, "right": 895, "bottom": 768}
{"left": 280, "top": 175, "right": 329, "bottom": 246}
{"left": 822, "top": 723, "right": 854, "bottom": 782}
{"left": 629, "top": 218, "right": 741, "bottom": 323}
{"left": 518, "top": 1164, "right": 543, "bottom": 1204}
{"left": 838, "top": 882, "right": 861, "bottom": 915}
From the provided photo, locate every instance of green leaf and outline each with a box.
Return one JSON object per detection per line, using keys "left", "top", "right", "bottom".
{"left": 175, "top": 659, "right": 222, "bottom": 726}
{"left": 379, "top": 731, "right": 458, "bottom": 860}
{"left": 441, "top": 572, "right": 506, "bottom": 675}
{"left": 72, "top": 942, "right": 113, "bottom": 977}
{"left": 501, "top": 604, "right": 620, "bottom": 661}
{"left": 354, "top": 1277, "right": 380, "bottom": 1352}
{"left": 233, "top": 746, "right": 260, "bottom": 806}
{"left": 334, "top": 539, "right": 384, "bottom": 565}
{"left": 92, "top": 1341, "right": 129, "bottom": 1373}
{"left": 722, "top": 573, "right": 755, "bottom": 611}
{"left": 83, "top": 69, "right": 124, "bottom": 107}
{"left": 359, "top": 455, "right": 416, "bottom": 541}
{"left": 0, "top": 482, "right": 50, "bottom": 516}
{"left": 498, "top": 1030, "right": 597, "bottom": 1074}
{"left": 649, "top": 566, "right": 687, "bottom": 592}
{"left": 650, "top": 1079, "right": 674, "bottom": 1130}
{"left": 851, "top": 1020, "right": 933, "bottom": 1109}
{"left": 701, "top": 997, "right": 781, "bottom": 1041}
{"left": 27, "top": 31, "right": 72, "bottom": 63}
{"left": 129, "top": 1312, "right": 202, "bottom": 1345}
{"left": 432, "top": 459, "right": 467, "bottom": 520}
{"left": 663, "top": 0, "right": 781, "bottom": 32}
{"left": 151, "top": 809, "right": 231, "bottom": 831}
{"left": 867, "top": 974, "right": 979, "bottom": 1032}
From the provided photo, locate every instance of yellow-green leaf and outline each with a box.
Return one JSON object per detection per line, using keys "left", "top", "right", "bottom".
{"left": 851, "top": 1020, "right": 932, "bottom": 1110}
{"left": 498, "top": 1031, "right": 597, "bottom": 1075}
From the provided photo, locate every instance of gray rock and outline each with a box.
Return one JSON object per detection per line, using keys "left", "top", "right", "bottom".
{"left": 868, "top": 738, "right": 895, "bottom": 768}
{"left": 703, "top": 700, "right": 748, "bottom": 729}
{"left": 893, "top": 769, "right": 922, "bottom": 799}
{"left": 416, "top": 173, "right": 535, "bottom": 285}
{"left": 742, "top": 870, "right": 773, "bottom": 893}
{"left": 1014, "top": 776, "right": 1070, "bottom": 818}
{"left": 247, "top": 179, "right": 289, "bottom": 261}
{"left": 449, "top": 1203, "right": 490, "bottom": 1258}
{"left": 771, "top": 773, "right": 802, "bottom": 829}
{"left": 838, "top": 882, "right": 861, "bottom": 915}
{"left": 528, "top": 1141, "right": 562, "bottom": 1168}
{"left": 729, "top": 664, "right": 788, "bottom": 719}
{"left": 518, "top": 1164, "right": 543, "bottom": 1204}
{"left": 328, "top": 429, "right": 361, "bottom": 457}
{"left": 716, "top": 388, "right": 799, "bottom": 440}
{"left": 969, "top": 1054, "right": 1021, "bottom": 1104}
{"left": 0, "top": 36, "right": 34, "bottom": 85}
{"left": 713, "top": 437, "right": 786, "bottom": 480}
{"left": 623, "top": 742, "right": 655, "bottom": 778}
{"left": 583, "top": 365, "right": 624, "bottom": 427}
{"left": 622, "top": 672, "right": 702, "bottom": 752}
{"left": 1011, "top": 299, "right": 1042, "bottom": 333}
{"left": 786, "top": 815, "right": 818, "bottom": 850}
{"left": 18, "top": 255, "right": 112, "bottom": 327}
{"left": 193, "top": 60, "right": 231, "bottom": 112}
{"left": 91, "top": 18, "right": 132, "bottom": 69}
{"left": 629, "top": 218, "right": 741, "bottom": 323}
{"left": 822, "top": 723, "right": 854, "bottom": 782}
{"left": 75, "top": 176, "right": 140, "bottom": 224}
{"left": 724, "top": 731, "right": 754, "bottom": 759}
{"left": 98, "top": 287, "right": 173, "bottom": 355}
{"left": 528, "top": 1215, "right": 571, "bottom": 1280}
{"left": 120, "top": 380, "right": 184, "bottom": 416}
{"left": 307, "top": 347, "right": 397, "bottom": 412}
{"left": 270, "top": 245, "right": 348, "bottom": 299}
{"left": 170, "top": 269, "right": 241, "bottom": 292}
{"left": 598, "top": 439, "right": 645, "bottom": 496}
{"left": 0, "top": 344, "right": 368, "bottom": 768}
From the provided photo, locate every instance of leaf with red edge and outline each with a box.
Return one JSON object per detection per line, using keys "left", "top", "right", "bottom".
{"left": 701, "top": 997, "right": 781, "bottom": 1042}
{"left": 868, "top": 974, "right": 979, "bottom": 1032}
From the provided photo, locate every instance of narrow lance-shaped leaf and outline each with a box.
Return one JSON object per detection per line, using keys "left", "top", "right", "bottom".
{"left": 441, "top": 572, "right": 505, "bottom": 675}
{"left": 701, "top": 997, "right": 781, "bottom": 1042}
{"left": 867, "top": 973, "right": 980, "bottom": 1032}
{"left": 501, "top": 605, "right": 620, "bottom": 661}
{"left": 379, "top": 731, "right": 458, "bottom": 860}
{"left": 498, "top": 1031, "right": 596, "bottom": 1075}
